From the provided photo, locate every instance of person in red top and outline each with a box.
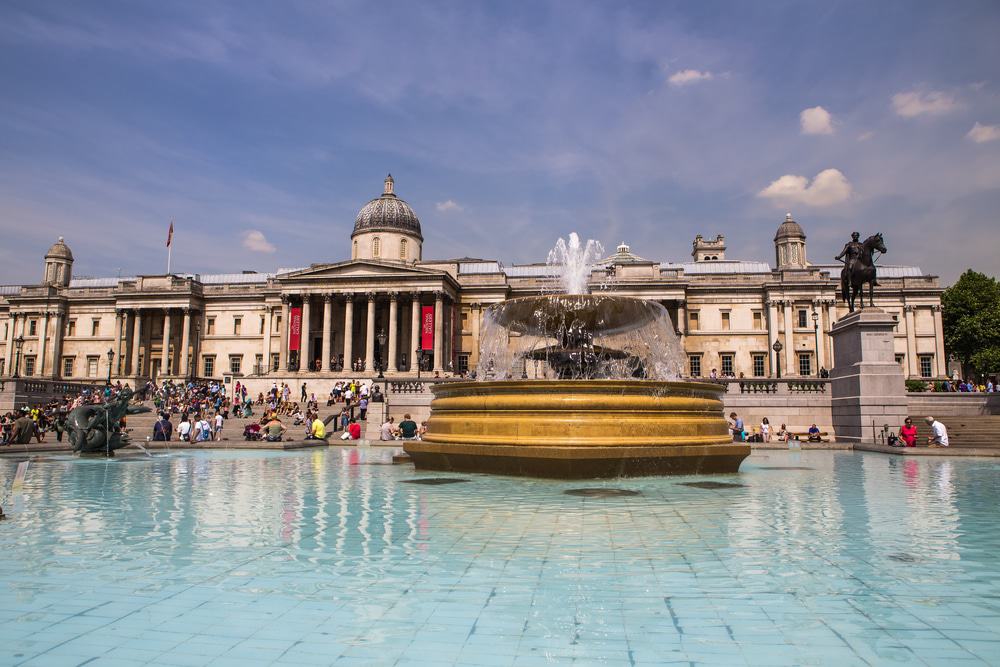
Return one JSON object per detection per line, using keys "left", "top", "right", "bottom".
{"left": 348, "top": 418, "right": 362, "bottom": 440}
{"left": 899, "top": 417, "right": 918, "bottom": 447}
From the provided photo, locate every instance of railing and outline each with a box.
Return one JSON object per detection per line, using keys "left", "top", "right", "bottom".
{"left": 703, "top": 378, "right": 831, "bottom": 395}
{"left": 390, "top": 381, "right": 427, "bottom": 394}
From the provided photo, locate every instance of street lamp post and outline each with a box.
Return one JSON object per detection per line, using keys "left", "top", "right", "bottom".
{"left": 376, "top": 329, "right": 387, "bottom": 379}
{"left": 106, "top": 348, "right": 114, "bottom": 386}
{"left": 12, "top": 335, "right": 24, "bottom": 379}
{"left": 772, "top": 339, "right": 783, "bottom": 379}
{"left": 811, "top": 311, "right": 820, "bottom": 376}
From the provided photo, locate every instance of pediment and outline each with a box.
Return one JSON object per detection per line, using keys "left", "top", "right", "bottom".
{"left": 276, "top": 259, "right": 445, "bottom": 281}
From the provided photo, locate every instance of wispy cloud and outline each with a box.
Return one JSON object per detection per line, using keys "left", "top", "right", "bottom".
{"left": 667, "top": 69, "right": 713, "bottom": 86}
{"left": 242, "top": 230, "right": 276, "bottom": 253}
{"left": 967, "top": 122, "right": 1000, "bottom": 144}
{"left": 891, "top": 90, "right": 958, "bottom": 118}
{"left": 435, "top": 199, "right": 463, "bottom": 213}
{"left": 757, "top": 169, "right": 852, "bottom": 207}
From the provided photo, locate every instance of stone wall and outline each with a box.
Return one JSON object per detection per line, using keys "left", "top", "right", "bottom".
{"left": 906, "top": 393, "right": 1000, "bottom": 417}
{"left": 720, "top": 380, "right": 833, "bottom": 435}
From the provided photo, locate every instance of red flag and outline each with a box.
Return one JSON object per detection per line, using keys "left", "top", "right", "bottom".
{"left": 166, "top": 221, "right": 174, "bottom": 247}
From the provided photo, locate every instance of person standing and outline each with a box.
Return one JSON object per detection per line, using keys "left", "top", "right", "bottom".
{"left": 214, "top": 412, "right": 224, "bottom": 441}
{"left": 728, "top": 412, "right": 744, "bottom": 442}
{"left": 760, "top": 417, "right": 771, "bottom": 443}
{"left": 301, "top": 383, "right": 308, "bottom": 402}
{"left": 925, "top": 416, "right": 949, "bottom": 447}
{"left": 178, "top": 415, "right": 191, "bottom": 442}
{"left": 359, "top": 396, "right": 369, "bottom": 421}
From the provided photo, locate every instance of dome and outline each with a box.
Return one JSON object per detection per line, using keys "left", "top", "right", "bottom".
{"left": 351, "top": 174, "right": 423, "bottom": 241}
{"left": 774, "top": 213, "right": 805, "bottom": 242}
{"left": 45, "top": 236, "right": 73, "bottom": 261}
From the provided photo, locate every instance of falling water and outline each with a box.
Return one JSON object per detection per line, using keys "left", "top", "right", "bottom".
{"left": 546, "top": 232, "right": 604, "bottom": 294}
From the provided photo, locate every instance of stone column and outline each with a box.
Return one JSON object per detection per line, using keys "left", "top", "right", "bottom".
{"left": 387, "top": 292, "right": 399, "bottom": 373}
{"left": 321, "top": 294, "right": 332, "bottom": 373}
{"left": 299, "top": 295, "right": 311, "bottom": 371}
{"left": 261, "top": 306, "right": 272, "bottom": 374}
{"left": 180, "top": 308, "right": 192, "bottom": 377}
{"left": 411, "top": 293, "right": 421, "bottom": 372}
{"left": 343, "top": 295, "right": 354, "bottom": 370}
{"left": 826, "top": 300, "right": 837, "bottom": 367}
{"left": 830, "top": 310, "right": 907, "bottom": 442}
{"left": 365, "top": 292, "right": 376, "bottom": 372}
{"left": 161, "top": 309, "right": 172, "bottom": 377}
{"left": 903, "top": 305, "right": 918, "bottom": 378}
{"left": 932, "top": 305, "right": 946, "bottom": 377}
{"left": 279, "top": 297, "right": 290, "bottom": 371}
{"left": 131, "top": 309, "right": 143, "bottom": 377}
{"left": 4, "top": 313, "right": 16, "bottom": 372}
{"left": 470, "top": 302, "right": 482, "bottom": 367}
{"left": 814, "top": 301, "right": 825, "bottom": 372}
{"left": 433, "top": 291, "right": 444, "bottom": 373}
{"left": 37, "top": 312, "right": 50, "bottom": 376}
{"left": 782, "top": 300, "right": 795, "bottom": 376}
{"left": 50, "top": 312, "right": 65, "bottom": 379}
{"left": 765, "top": 299, "right": 777, "bottom": 376}
{"left": 113, "top": 310, "right": 124, "bottom": 376}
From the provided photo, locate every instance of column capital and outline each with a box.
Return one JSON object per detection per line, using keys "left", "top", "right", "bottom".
{"left": 162, "top": 307, "right": 172, "bottom": 315}
{"left": 903, "top": 304, "right": 914, "bottom": 313}
{"left": 388, "top": 291, "right": 399, "bottom": 302}
{"left": 433, "top": 289, "right": 445, "bottom": 300}
{"left": 931, "top": 304, "right": 942, "bottom": 312}
{"left": 280, "top": 294, "right": 291, "bottom": 304}
{"left": 366, "top": 291, "right": 377, "bottom": 302}
{"left": 323, "top": 292, "right": 333, "bottom": 303}
{"left": 182, "top": 307, "right": 192, "bottom": 315}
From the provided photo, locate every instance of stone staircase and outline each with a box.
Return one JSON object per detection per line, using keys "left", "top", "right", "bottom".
{"left": 123, "top": 406, "right": 354, "bottom": 441}
{"left": 908, "top": 415, "right": 1000, "bottom": 450}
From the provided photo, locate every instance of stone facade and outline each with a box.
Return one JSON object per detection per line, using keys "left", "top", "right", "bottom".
{"left": 0, "top": 181, "right": 945, "bottom": 385}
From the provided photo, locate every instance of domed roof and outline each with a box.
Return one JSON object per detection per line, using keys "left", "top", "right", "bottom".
{"left": 774, "top": 213, "right": 806, "bottom": 242}
{"left": 45, "top": 236, "right": 73, "bottom": 261}
{"left": 351, "top": 174, "right": 423, "bottom": 241}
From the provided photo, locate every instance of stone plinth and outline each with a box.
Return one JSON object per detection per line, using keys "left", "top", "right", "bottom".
{"left": 829, "top": 309, "right": 907, "bottom": 442}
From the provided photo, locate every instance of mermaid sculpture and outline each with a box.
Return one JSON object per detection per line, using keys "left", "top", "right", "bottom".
{"left": 66, "top": 388, "right": 151, "bottom": 455}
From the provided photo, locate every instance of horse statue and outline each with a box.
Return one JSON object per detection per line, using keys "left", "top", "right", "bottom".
{"left": 836, "top": 232, "right": 887, "bottom": 312}
{"left": 66, "top": 387, "right": 151, "bottom": 455}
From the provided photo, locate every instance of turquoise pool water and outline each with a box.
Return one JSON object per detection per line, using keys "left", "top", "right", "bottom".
{"left": 0, "top": 448, "right": 998, "bottom": 666}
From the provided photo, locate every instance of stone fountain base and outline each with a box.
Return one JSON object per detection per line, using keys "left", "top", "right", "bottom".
{"left": 404, "top": 380, "right": 749, "bottom": 478}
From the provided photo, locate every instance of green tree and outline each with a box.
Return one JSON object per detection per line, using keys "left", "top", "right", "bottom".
{"left": 941, "top": 270, "right": 1000, "bottom": 376}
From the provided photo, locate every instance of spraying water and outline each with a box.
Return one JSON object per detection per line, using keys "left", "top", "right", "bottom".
{"left": 546, "top": 233, "right": 604, "bottom": 294}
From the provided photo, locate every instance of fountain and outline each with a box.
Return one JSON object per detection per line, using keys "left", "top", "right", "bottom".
{"left": 404, "top": 234, "right": 749, "bottom": 478}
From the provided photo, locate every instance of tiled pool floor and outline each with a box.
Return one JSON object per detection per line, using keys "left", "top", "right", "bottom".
{"left": 1, "top": 448, "right": 998, "bottom": 665}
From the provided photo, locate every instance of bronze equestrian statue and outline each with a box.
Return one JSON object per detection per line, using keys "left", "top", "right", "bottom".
{"left": 66, "top": 387, "right": 150, "bottom": 455}
{"left": 836, "top": 232, "right": 887, "bottom": 312}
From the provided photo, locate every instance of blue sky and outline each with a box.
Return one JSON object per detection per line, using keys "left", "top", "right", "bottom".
{"left": 1, "top": 0, "right": 998, "bottom": 284}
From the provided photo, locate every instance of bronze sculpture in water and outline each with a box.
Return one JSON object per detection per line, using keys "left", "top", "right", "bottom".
{"left": 66, "top": 388, "right": 150, "bottom": 455}
{"left": 836, "top": 232, "right": 887, "bottom": 312}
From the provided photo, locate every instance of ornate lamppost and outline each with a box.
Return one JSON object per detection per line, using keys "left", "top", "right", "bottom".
{"left": 376, "top": 329, "right": 387, "bottom": 379}
{"left": 106, "top": 348, "right": 114, "bottom": 386}
{"left": 811, "top": 311, "right": 820, "bottom": 376}
{"left": 12, "top": 335, "right": 24, "bottom": 379}
{"left": 772, "top": 339, "right": 783, "bottom": 379}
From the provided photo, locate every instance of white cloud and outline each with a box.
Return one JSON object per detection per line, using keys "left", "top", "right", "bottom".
{"left": 800, "top": 106, "right": 834, "bottom": 135}
{"left": 967, "top": 122, "right": 1000, "bottom": 144}
{"left": 435, "top": 199, "right": 463, "bottom": 212}
{"left": 757, "top": 168, "right": 852, "bottom": 207}
{"left": 242, "top": 229, "right": 276, "bottom": 253}
{"left": 891, "top": 90, "right": 958, "bottom": 117}
{"left": 857, "top": 131, "right": 875, "bottom": 142}
{"left": 668, "top": 69, "right": 713, "bottom": 86}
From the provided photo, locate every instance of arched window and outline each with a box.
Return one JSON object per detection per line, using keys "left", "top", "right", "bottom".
{"left": 400, "top": 238, "right": 408, "bottom": 260}
{"left": 791, "top": 244, "right": 799, "bottom": 263}
{"left": 372, "top": 237, "right": 381, "bottom": 258}
{"left": 353, "top": 240, "right": 358, "bottom": 259}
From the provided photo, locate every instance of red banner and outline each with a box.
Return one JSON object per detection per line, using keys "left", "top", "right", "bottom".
{"left": 421, "top": 306, "right": 434, "bottom": 350}
{"left": 288, "top": 306, "right": 302, "bottom": 351}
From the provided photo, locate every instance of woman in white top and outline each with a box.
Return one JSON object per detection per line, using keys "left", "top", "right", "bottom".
{"left": 760, "top": 418, "right": 771, "bottom": 442}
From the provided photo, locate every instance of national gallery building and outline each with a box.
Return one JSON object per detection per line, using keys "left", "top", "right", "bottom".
{"left": 0, "top": 175, "right": 946, "bottom": 386}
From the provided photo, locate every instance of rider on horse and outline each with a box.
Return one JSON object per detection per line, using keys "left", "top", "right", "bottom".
{"left": 836, "top": 232, "right": 877, "bottom": 286}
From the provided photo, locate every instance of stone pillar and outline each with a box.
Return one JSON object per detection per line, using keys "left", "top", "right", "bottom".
{"left": 932, "top": 305, "right": 946, "bottom": 377}
{"left": 387, "top": 292, "right": 399, "bottom": 373}
{"left": 826, "top": 300, "right": 837, "bottom": 367}
{"left": 814, "top": 302, "right": 825, "bottom": 373}
{"left": 4, "top": 313, "right": 16, "bottom": 372}
{"left": 37, "top": 312, "right": 50, "bottom": 376}
{"left": 279, "top": 297, "right": 290, "bottom": 371}
{"left": 131, "top": 309, "right": 143, "bottom": 377}
{"left": 343, "top": 295, "right": 354, "bottom": 370}
{"left": 365, "top": 292, "right": 376, "bottom": 372}
{"left": 675, "top": 301, "right": 686, "bottom": 338}
{"left": 113, "top": 310, "right": 124, "bottom": 376}
{"left": 261, "top": 306, "right": 272, "bottom": 374}
{"left": 830, "top": 310, "right": 908, "bottom": 442}
{"left": 411, "top": 293, "right": 421, "bottom": 372}
{"left": 433, "top": 291, "right": 444, "bottom": 373}
{"left": 321, "top": 294, "right": 332, "bottom": 373}
{"left": 903, "top": 305, "right": 918, "bottom": 379}
{"left": 470, "top": 302, "right": 482, "bottom": 367}
{"left": 180, "top": 308, "right": 192, "bottom": 378}
{"left": 50, "top": 312, "right": 65, "bottom": 379}
{"left": 161, "top": 309, "right": 172, "bottom": 377}
{"left": 300, "top": 295, "right": 312, "bottom": 371}
{"left": 782, "top": 301, "right": 794, "bottom": 376}
{"left": 765, "top": 300, "right": 777, "bottom": 376}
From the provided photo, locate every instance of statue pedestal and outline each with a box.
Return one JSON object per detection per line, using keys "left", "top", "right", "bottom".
{"left": 829, "top": 309, "right": 908, "bottom": 443}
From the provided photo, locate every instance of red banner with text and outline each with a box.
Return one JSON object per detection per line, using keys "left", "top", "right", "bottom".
{"left": 288, "top": 306, "right": 302, "bottom": 351}
{"left": 421, "top": 306, "right": 434, "bottom": 350}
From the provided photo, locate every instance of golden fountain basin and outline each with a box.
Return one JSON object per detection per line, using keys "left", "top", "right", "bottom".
{"left": 404, "top": 380, "right": 749, "bottom": 478}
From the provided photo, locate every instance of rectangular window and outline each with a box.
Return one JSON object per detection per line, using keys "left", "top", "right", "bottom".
{"left": 29, "top": 320, "right": 37, "bottom": 336}
{"left": 203, "top": 355, "right": 215, "bottom": 377}
{"left": 91, "top": 319, "right": 100, "bottom": 336}
{"left": 721, "top": 312, "right": 731, "bottom": 331}
{"left": 720, "top": 353, "right": 734, "bottom": 376}
{"left": 67, "top": 320, "right": 76, "bottom": 337}
{"left": 919, "top": 355, "right": 933, "bottom": 378}
{"left": 0, "top": 359, "right": 4, "bottom": 376}
{"left": 895, "top": 353, "right": 905, "bottom": 367}
{"left": 752, "top": 353, "right": 766, "bottom": 377}
{"left": 688, "top": 311, "right": 699, "bottom": 331}
{"left": 234, "top": 317, "right": 242, "bottom": 336}
{"left": 63, "top": 357, "right": 74, "bottom": 377}
{"left": 254, "top": 354, "right": 264, "bottom": 374}
{"left": 689, "top": 354, "right": 702, "bottom": 377}
{"left": 206, "top": 318, "right": 215, "bottom": 335}
{"left": 458, "top": 354, "right": 469, "bottom": 374}
{"left": 229, "top": 355, "right": 242, "bottom": 374}
{"left": 87, "top": 356, "right": 98, "bottom": 377}
{"left": 271, "top": 353, "right": 280, "bottom": 372}
{"left": 798, "top": 352, "right": 812, "bottom": 376}
{"left": 24, "top": 355, "right": 36, "bottom": 376}
{"left": 753, "top": 311, "right": 763, "bottom": 330}
{"left": 798, "top": 309, "right": 808, "bottom": 329}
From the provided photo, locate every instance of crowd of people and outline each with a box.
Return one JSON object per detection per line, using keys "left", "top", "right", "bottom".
{"left": 0, "top": 383, "right": 133, "bottom": 445}
{"left": 726, "top": 411, "right": 950, "bottom": 448}
{"left": 922, "top": 378, "right": 997, "bottom": 393}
